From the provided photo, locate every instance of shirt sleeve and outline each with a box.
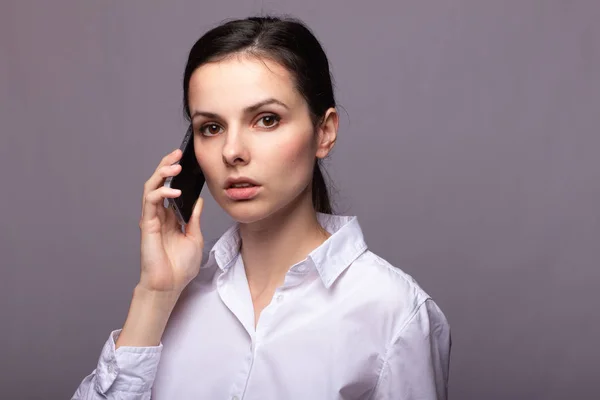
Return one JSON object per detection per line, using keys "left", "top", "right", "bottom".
{"left": 371, "top": 299, "right": 452, "bottom": 400}
{"left": 71, "top": 329, "right": 163, "bottom": 400}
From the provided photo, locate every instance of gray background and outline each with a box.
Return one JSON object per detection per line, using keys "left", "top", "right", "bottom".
{"left": 1, "top": 1, "right": 598, "bottom": 399}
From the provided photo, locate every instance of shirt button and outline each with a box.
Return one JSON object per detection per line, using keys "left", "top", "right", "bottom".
{"left": 297, "top": 265, "right": 307, "bottom": 272}
{"left": 276, "top": 294, "right": 283, "bottom": 302}
{"left": 232, "top": 396, "right": 239, "bottom": 400}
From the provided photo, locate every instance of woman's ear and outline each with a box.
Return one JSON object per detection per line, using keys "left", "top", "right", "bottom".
{"left": 316, "top": 107, "right": 338, "bottom": 159}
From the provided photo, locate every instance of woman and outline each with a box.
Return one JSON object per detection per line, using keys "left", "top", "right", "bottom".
{"left": 73, "top": 15, "right": 451, "bottom": 400}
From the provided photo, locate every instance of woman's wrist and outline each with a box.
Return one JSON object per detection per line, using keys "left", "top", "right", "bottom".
{"left": 115, "top": 284, "right": 181, "bottom": 349}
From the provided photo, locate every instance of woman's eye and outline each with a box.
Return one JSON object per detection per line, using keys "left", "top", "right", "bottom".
{"left": 256, "top": 115, "right": 281, "bottom": 129}
{"left": 200, "top": 124, "right": 223, "bottom": 136}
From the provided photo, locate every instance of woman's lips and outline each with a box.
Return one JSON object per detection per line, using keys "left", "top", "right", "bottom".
{"left": 225, "top": 185, "right": 261, "bottom": 200}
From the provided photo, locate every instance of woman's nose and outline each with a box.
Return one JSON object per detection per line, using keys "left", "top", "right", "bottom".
{"left": 221, "top": 127, "right": 250, "bottom": 166}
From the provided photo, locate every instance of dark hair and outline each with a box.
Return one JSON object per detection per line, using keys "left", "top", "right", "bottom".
{"left": 182, "top": 15, "right": 336, "bottom": 214}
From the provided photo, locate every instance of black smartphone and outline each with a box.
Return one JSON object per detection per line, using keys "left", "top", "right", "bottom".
{"left": 163, "top": 125, "right": 205, "bottom": 225}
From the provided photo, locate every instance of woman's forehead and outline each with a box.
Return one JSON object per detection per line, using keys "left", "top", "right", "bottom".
{"left": 187, "top": 56, "right": 303, "bottom": 112}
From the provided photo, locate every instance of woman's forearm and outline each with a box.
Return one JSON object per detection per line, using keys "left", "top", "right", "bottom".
{"left": 115, "top": 284, "right": 181, "bottom": 349}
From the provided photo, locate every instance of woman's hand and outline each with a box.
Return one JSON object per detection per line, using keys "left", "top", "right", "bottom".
{"left": 138, "top": 148, "right": 205, "bottom": 294}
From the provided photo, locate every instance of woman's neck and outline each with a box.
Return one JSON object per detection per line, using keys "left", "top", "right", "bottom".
{"left": 239, "top": 193, "right": 330, "bottom": 295}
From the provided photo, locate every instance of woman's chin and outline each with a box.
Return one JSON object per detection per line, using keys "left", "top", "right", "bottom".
{"left": 222, "top": 201, "right": 276, "bottom": 225}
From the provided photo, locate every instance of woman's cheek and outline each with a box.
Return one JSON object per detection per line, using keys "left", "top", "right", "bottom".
{"left": 276, "top": 141, "right": 314, "bottom": 184}
{"left": 196, "top": 156, "right": 220, "bottom": 193}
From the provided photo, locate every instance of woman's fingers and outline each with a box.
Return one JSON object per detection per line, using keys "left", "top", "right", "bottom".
{"left": 143, "top": 162, "right": 182, "bottom": 201}
{"left": 142, "top": 149, "right": 182, "bottom": 205}
{"left": 140, "top": 186, "right": 181, "bottom": 228}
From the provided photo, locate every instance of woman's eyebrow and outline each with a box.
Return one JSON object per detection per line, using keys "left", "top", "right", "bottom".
{"left": 244, "top": 98, "right": 289, "bottom": 113}
{"left": 191, "top": 98, "right": 289, "bottom": 120}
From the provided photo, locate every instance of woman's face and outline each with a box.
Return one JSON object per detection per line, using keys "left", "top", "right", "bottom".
{"left": 187, "top": 55, "right": 330, "bottom": 224}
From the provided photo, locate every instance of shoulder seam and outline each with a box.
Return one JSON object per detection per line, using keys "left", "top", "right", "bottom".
{"left": 367, "top": 252, "right": 430, "bottom": 298}
{"left": 367, "top": 298, "right": 431, "bottom": 400}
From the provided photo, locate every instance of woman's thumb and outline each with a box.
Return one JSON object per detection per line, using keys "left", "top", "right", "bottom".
{"left": 186, "top": 196, "right": 204, "bottom": 243}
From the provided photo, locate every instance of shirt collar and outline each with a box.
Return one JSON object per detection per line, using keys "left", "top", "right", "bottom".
{"left": 309, "top": 213, "right": 368, "bottom": 288}
{"left": 204, "top": 213, "right": 368, "bottom": 288}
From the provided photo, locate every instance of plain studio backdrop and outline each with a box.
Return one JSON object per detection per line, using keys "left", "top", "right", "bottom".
{"left": 1, "top": 1, "right": 599, "bottom": 399}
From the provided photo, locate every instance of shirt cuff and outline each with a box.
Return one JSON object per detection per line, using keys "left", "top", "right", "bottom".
{"left": 94, "top": 329, "right": 163, "bottom": 395}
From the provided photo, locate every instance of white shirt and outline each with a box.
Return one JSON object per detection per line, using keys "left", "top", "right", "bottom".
{"left": 73, "top": 214, "right": 451, "bottom": 400}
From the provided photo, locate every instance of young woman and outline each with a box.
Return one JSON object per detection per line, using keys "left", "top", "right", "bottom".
{"left": 73, "top": 16, "right": 451, "bottom": 400}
